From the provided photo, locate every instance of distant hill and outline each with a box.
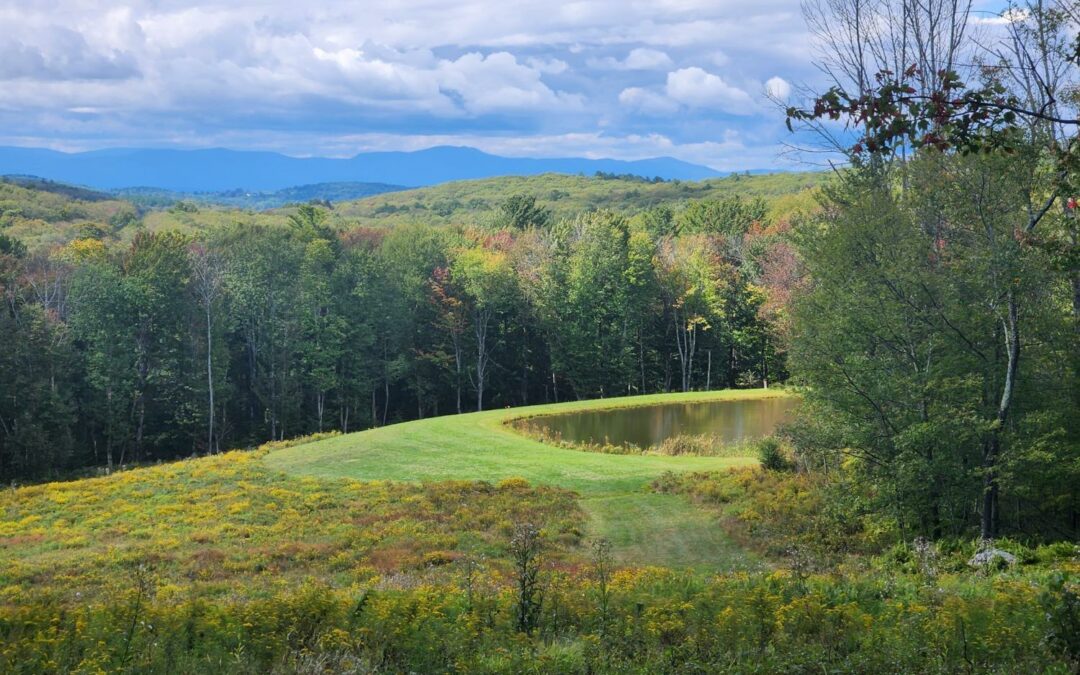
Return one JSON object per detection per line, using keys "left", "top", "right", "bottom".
{"left": 1, "top": 175, "right": 114, "bottom": 202}
{"left": 334, "top": 171, "right": 826, "bottom": 227}
{"left": 0, "top": 146, "right": 724, "bottom": 192}
{"left": 1, "top": 171, "right": 825, "bottom": 251}
{"left": 0, "top": 176, "right": 137, "bottom": 251}
{"left": 113, "top": 181, "right": 407, "bottom": 209}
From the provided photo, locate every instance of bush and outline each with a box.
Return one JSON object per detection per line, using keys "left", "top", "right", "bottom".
{"left": 758, "top": 437, "right": 793, "bottom": 471}
{"left": 1, "top": 568, "right": 1075, "bottom": 673}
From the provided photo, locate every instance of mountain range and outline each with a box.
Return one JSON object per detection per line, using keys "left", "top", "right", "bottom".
{"left": 0, "top": 146, "right": 725, "bottom": 193}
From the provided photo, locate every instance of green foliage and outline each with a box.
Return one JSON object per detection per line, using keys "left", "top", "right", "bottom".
{"left": 0, "top": 173, "right": 805, "bottom": 465}
{"left": 1, "top": 553, "right": 1074, "bottom": 673}
{"left": 787, "top": 152, "right": 1078, "bottom": 540}
{"left": 0, "top": 179, "right": 130, "bottom": 250}
{"left": 757, "top": 437, "right": 792, "bottom": 472}
{"left": 336, "top": 171, "right": 825, "bottom": 228}
{"left": 497, "top": 193, "right": 551, "bottom": 229}
{"left": 676, "top": 195, "right": 766, "bottom": 236}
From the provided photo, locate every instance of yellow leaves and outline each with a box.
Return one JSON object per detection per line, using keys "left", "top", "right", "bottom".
{"left": 317, "top": 627, "right": 353, "bottom": 651}
{"left": 61, "top": 534, "right": 90, "bottom": 549}
{"left": 0, "top": 514, "right": 34, "bottom": 534}
{"left": 58, "top": 237, "right": 106, "bottom": 263}
{"left": 496, "top": 477, "right": 530, "bottom": 490}
{"left": 46, "top": 491, "right": 73, "bottom": 505}
{"left": 267, "top": 487, "right": 300, "bottom": 501}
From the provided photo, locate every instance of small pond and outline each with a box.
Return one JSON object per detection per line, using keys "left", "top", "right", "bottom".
{"left": 527, "top": 396, "right": 799, "bottom": 449}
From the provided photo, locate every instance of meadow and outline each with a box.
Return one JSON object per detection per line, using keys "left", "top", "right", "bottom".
{"left": 264, "top": 390, "right": 784, "bottom": 570}
{"left": 1, "top": 392, "right": 1075, "bottom": 673}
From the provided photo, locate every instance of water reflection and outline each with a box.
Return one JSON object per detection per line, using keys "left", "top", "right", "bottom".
{"left": 530, "top": 397, "right": 798, "bottom": 449}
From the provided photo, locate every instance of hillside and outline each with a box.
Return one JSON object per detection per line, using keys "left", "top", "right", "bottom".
{"left": 335, "top": 171, "right": 826, "bottom": 227}
{"left": 265, "top": 390, "right": 775, "bottom": 570}
{"left": 2, "top": 171, "right": 825, "bottom": 251}
{"left": 0, "top": 177, "right": 139, "bottom": 251}
{"left": 2, "top": 393, "right": 1074, "bottom": 672}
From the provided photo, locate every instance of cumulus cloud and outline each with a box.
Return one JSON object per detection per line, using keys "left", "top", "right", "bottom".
{"left": 665, "top": 67, "right": 755, "bottom": 114}
{"left": 0, "top": 30, "right": 139, "bottom": 81}
{"left": 438, "top": 52, "right": 582, "bottom": 114}
{"left": 764, "top": 76, "right": 791, "bottom": 100}
{"left": 0, "top": 0, "right": 821, "bottom": 170}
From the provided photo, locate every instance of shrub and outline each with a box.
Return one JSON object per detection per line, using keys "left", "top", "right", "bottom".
{"left": 757, "top": 437, "right": 793, "bottom": 471}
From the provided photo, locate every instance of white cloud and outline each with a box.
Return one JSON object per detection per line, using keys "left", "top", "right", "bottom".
{"left": 764, "top": 76, "right": 791, "bottom": 100}
{"left": 970, "top": 8, "right": 1029, "bottom": 25}
{"left": 618, "top": 86, "right": 679, "bottom": 115}
{"left": 0, "top": 0, "right": 823, "bottom": 171}
{"left": 438, "top": 52, "right": 582, "bottom": 113}
{"left": 0, "top": 28, "right": 139, "bottom": 81}
{"left": 665, "top": 67, "right": 755, "bottom": 114}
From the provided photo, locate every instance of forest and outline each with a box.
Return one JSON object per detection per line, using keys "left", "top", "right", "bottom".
{"left": 0, "top": 188, "right": 793, "bottom": 480}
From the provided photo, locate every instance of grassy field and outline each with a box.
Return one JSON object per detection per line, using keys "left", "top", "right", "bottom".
{"left": 0, "top": 437, "right": 587, "bottom": 606}
{"left": 266, "top": 389, "right": 792, "bottom": 571}
{"left": 4, "top": 388, "right": 1075, "bottom": 674}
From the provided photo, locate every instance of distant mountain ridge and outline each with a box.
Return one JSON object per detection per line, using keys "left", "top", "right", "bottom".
{"left": 0, "top": 145, "right": 725, "bottom": 193}
{"left": 112, "top": 182, "right": 408, "bottom": 209}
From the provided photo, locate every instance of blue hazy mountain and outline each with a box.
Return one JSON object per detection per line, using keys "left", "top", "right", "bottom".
{"left": 0, "top": 146, "right": 723, "bottom": 192}
{"left": 112, "top": 182, "right": 408, "bottom": 209}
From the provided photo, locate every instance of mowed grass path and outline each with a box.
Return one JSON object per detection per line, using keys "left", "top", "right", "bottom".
{"left": 266, "top": 389, "right": 793, "bottom": 571}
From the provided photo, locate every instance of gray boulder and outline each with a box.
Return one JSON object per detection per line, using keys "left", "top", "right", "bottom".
{"left": 968, "top": 546, "right": 1017, "bottom": 568}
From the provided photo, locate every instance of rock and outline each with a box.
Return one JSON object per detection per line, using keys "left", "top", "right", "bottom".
{"left": 968, "top": 547, "right": 1017, "bottom": 568}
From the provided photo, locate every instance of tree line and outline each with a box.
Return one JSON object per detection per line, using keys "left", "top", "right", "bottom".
{"left": 0, "top": 196, "right": 789, "bottom": 481}
{"left": 783, "top": 0, "right": 1079, "bottom": 541}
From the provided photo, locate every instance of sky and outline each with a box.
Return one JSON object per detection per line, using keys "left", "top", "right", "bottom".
{"left": 0, "top": 0, "right": 1013, "bottom": 171}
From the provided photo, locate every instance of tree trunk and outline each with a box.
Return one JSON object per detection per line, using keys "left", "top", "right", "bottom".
{"left": 381, "top": 340, "right": 390, "bottom": 426}
{"left": 454, "top": 338, "right": 463, "bottom": 414}
{"left": 520, "top": 324, "right": 529, "bottom": 406}
{"left": 982, "top": 291, "right": 1019, "bottom": 540}
{"left": 762, "top": 334, "right": 769, "bottom": 389}
{"left": 206, "top": 305, "right": 215, "bottom": 453}
{"left": 105, "top": 387, "right": 114, "bottom": 471}
{"left": 474, "top": 309, "right": 490, "bottom": 412}
{"left": 638, "top": 329, "right": 646, "bottom": 393}
{"left": 317, "top": 390, "right": 325, "bottom": 431}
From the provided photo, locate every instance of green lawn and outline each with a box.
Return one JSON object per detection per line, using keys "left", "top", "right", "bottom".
{"left": 266, "top": 389, "right": 792, "bottom": 571}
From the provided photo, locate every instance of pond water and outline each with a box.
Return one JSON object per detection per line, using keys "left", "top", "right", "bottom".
{"left": 528, "top": 396, "right": 799, "bottom": 449}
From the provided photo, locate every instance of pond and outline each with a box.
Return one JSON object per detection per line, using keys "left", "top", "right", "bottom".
{"left": 526, "top": 396, "right": 799, "bottom": 449}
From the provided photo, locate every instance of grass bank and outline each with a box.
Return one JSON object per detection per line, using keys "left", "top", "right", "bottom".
{"left": 265, "top": 389, "right": 793, "bottom": 570}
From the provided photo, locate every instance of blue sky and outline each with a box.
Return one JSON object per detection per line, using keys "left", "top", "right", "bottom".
{"left": 0, "top": 0, "right": 1013, "bottom": 170}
